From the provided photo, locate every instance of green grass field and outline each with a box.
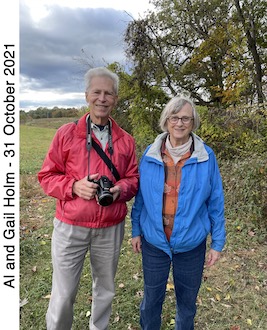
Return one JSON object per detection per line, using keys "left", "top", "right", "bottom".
{"left": 20, "top": 119, "right": 267, "bottom": 330}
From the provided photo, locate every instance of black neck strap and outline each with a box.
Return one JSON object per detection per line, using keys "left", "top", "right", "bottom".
{"left": 86, "top": 116, "right": 120, "bottom": 181}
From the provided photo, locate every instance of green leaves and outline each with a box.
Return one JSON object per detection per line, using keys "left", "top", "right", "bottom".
{"left": 124, "top": 0, "right": 266, "bottom": 106}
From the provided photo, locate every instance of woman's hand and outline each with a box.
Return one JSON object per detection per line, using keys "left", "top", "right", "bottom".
{"left": 206, "top": 248, "right": 221, "bottom": 267}
{"left": 132, "top": 236, "right": 142, "bottom": 253}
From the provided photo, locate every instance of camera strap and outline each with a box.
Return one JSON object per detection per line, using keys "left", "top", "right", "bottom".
{"left": 85, "top": 116, "right": 121, "bottom": 182}
{"left": 91, "top": 139, "right": 121, "bottom": 181}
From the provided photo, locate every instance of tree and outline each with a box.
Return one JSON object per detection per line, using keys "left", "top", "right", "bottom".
{"left": 233, "top": 0, "right": 266, "bottom": 104}
{"left": 125, "top": 0, "right": 234, "bottom": 106}
{"left": 107, "top": 62, "right": 168, "bottom": 155}
{"left": 124, "top": 0, "right": 266, "bottom": 106}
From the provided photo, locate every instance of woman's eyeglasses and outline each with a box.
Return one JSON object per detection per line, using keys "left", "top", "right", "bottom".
{"left": 168, "top": 116, "right": 194, "bottom": 125}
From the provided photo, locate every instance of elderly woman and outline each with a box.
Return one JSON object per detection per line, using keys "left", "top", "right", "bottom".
{"left": 131, "top": 95, "right": 226, "bottom": 330}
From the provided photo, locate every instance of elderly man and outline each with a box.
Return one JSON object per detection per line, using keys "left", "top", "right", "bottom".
{"left": 38, "top": 67, "right": 139, "bottom": 330}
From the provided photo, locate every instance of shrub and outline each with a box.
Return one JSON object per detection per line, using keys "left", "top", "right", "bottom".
{"left": 220, "top": 153, "right": 267, "bottom": 231}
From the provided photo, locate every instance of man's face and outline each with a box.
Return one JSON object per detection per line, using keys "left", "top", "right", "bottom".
{"left": 85, "top": 76, "right": 118, "bottom": 124}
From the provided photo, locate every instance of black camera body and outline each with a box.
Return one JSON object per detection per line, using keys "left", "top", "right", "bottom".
{"left": 91, "top": 175, "right": 114, "bottom": 206}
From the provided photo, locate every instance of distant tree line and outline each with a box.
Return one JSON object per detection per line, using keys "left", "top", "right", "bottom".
{"left": 20, "top": 106, "right": 87, "bottom": 120}
{"left": 19, "top": 106, "right": 91, "bottom": 125}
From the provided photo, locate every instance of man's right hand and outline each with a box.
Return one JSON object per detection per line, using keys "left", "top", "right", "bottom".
{"left": 72, "top": 174, "right": 99, "bottom": 200}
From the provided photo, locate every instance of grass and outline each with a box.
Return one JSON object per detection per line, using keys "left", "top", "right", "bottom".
{"left": 20, "top": 118, "right": 267, "bottom": 330}
{"left": 20, "top": 125, "right": 56, "bottom": 175}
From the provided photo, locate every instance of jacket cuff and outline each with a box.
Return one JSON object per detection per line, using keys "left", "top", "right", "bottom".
{"left": 132, "top": 226, "right": 141, "bottom": 238}
{"left": 67, "top": 179, "right": 76, "bottom": 200}
{"left": 211, "top": 240, "right": 225, "bottom": 252}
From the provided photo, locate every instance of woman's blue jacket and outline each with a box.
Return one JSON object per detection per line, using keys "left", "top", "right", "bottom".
{"left": 131, "top": 132, "right": 226, "bottom": 258}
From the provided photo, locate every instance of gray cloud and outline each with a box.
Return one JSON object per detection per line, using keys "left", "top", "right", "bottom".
{"left": 19, "top": 2, "right": 132, "bottom": 109}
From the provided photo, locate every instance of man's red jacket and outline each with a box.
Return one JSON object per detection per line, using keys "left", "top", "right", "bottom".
{"left": 38, "top": 113, "right": 139, "bottom": 228}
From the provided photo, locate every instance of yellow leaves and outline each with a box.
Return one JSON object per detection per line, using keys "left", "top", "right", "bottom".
{"left": 169, "top": 318, "right": 175, "bottom": 325}
{"left": 41, "top": 198, "right": 50, "bottom": 203}
{"left": 246, "top": 319, "right": 252, "bottom": 326}
{"left": 215, "top": 293, "right": 221, "bottom": 301}
{"left": 203, "top": 284, "right": 233, "bottom": 310}
{"left": 228, "top": 278, "right": 236, "bottom": 287}
{"left": 166, "top": 283, "right": 174, "bottom": 291}
{"left": 224, "top": 293, "right": 231, "bottom": 301}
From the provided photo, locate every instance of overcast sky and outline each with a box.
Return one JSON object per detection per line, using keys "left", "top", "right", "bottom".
{"left": 20, "top": 0, "right": 154, "bottom": 111}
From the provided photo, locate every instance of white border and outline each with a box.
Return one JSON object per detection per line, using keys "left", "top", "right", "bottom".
{"left": 0, "top": 0, "right": 20, "bottom": 328}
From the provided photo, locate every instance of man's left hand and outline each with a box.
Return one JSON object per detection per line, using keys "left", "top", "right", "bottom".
{"left": 110, "top": 185, "right": 121, "bottom": 201}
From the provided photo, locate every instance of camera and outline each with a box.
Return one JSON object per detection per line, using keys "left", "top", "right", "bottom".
{"left": 90, "top": 175, "right": 114, "bottom": 206}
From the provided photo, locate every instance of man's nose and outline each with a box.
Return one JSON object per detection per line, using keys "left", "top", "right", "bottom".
{"left": 98, "top": 92, "right": 107, "bottom": 101}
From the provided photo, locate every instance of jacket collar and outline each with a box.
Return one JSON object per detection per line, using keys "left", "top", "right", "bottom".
{"left": 146, "top": 132, "right": 208, "bottom": 163}
{"left": 75, "top": 112, "right": 124, "bottom": 142}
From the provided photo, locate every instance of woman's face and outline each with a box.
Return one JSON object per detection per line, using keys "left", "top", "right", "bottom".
{"left": 167, "top": 102, "right": 194, "bottom": 146}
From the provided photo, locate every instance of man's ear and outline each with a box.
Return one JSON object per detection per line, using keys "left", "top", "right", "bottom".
{"left": 114, "top": 95, "right": 119, "bottom": 106}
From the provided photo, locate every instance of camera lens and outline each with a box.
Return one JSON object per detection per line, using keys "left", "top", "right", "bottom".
{"left": 98, "top": 193, "right": 113, "bottom": 206}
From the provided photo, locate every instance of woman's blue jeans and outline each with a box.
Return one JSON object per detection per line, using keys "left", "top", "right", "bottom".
{"left": 140, "top": 238, "right": 206, "bottom": 330}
